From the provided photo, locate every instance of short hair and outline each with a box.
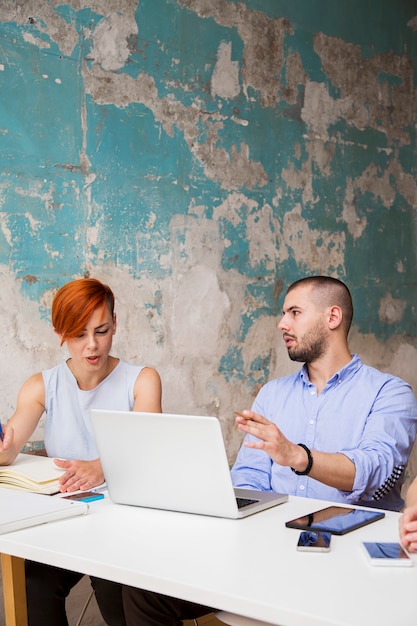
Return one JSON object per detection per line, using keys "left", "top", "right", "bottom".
{"left": 286, "top": 276, "right": 353, "bottom": 334}
{"left": 52, "top": 278, "right": 115, "bottom": 344}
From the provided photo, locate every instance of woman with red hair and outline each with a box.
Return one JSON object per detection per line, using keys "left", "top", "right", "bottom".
{"left": 0, "top": 277, "right": 162, "bottom": 626}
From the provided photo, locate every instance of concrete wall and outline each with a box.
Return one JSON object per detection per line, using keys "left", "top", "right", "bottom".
{"left": 0, "top": 1, "right": 416, "bottom": 474}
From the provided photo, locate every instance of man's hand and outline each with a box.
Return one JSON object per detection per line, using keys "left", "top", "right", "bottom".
{"left": 54, "top": 458, "right": 104, "bottom": 492}
{"left": 235, "top": 410, "right": 355, "bottom": 490}
{"left": 235, "top": 410, "right": 308, "bottom": 471}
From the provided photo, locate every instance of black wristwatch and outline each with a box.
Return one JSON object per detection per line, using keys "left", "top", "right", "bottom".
{"left": 291, "top": 443, "right": 313, "bottom": 475}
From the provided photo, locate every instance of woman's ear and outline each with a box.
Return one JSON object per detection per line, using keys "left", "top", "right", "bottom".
{"left": 112, "top": 313, "right": 117, "bottom": 335}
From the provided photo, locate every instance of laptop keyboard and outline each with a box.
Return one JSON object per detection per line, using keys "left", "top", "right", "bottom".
{"left": 236, "top": 497, "right": 258, "bottom": 509}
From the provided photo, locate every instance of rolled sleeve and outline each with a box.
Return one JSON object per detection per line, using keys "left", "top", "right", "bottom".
{"left": 340, "top": 377, "right": 417, "bottom": 508}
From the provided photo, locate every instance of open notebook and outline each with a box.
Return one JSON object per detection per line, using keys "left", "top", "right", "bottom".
{"left": 0, "top": 488, "right": 88, "bottom": 534}
{"left": 91, "top": 410, "right": 288, "bottom": 519}
{"left": 0, "top": 453, "right": 65, "bottom": 494}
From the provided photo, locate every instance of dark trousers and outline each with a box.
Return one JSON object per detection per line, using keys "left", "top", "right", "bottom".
{"left": 25, "top": 560, "right": 127, "bottom": 626}
{"left": 122, "top": 585, "right": 213, "bottom": 626}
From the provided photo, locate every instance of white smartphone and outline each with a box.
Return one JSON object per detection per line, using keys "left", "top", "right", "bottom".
{"left": 362, "top": 542, "right": 413, "bottom": 567}
{"left": 297, "top": 530, "right": 331, "bottom": 552}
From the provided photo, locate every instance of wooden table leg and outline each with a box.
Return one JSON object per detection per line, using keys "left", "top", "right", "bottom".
{"left": 1, "top": 554, "right": 27, "bottom": 626}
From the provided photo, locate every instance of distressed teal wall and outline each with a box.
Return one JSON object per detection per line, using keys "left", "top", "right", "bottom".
{"left": 0, "top": 1, "right": 416, "bottom": 461}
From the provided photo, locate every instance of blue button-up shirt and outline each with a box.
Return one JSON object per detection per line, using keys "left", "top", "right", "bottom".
{"left": 231, "top": 355, "right": 417, "bottom": 511}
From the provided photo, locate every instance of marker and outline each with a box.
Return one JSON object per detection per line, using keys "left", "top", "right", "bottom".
{"left": 0, "top": 422, "right": 3, "bottom": 442}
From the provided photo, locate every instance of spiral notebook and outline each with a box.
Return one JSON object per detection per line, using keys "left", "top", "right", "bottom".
{"left": 91, "top": 409, "right": 288, "bottom": 519}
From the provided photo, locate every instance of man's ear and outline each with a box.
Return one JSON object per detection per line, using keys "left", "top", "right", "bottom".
{"left": 328, "top": 305, "right": 343, "bottom": 330}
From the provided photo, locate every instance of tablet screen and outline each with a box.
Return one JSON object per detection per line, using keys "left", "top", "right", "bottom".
{"left": 285, "top": 506, "right": 385, "bottom": 535}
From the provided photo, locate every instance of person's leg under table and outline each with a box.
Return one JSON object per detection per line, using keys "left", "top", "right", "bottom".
{"left": 91, "top": 576, "right": 127, "bottom": 626}
{"left": 123, "top": 585, "right": 213, "bottom": 626}
{"left": 25, "top": 561, "right": 83, "bottom": 626}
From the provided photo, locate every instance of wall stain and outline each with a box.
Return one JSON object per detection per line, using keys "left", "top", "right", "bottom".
{"left": 0, "top": 0, "right": 416, "bottom": 470}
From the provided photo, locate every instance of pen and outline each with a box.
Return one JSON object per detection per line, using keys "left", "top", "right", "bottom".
{"left": 0, "top": 421, "right": 3, "bottom": 441}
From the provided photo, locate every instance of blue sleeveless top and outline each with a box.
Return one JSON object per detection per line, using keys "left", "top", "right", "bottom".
{"left": 42, "top": 360, "right": 144, "bottom": 460}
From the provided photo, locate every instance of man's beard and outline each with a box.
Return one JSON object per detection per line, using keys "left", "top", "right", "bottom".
{"left": 287, "top": 322, "right": 329, "bottom": 363}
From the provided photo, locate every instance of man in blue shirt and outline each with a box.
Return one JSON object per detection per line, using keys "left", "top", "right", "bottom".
{"left": 123, "top": 275, "right": 417, "bottom": 626}
{"left": 232, "top": 276, "right": 417, "bottom": 511}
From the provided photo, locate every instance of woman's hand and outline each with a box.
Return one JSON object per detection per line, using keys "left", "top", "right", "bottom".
{"left": 0, "top": 424, "right": 14, "bottom": 455}
{"left": 399, "top": 506, "right": 417, "bottom": 553}
{"left": 0, "top": 424, "right": 21, "bottom": 466}
{"left": 54, "top": 458, "right": 104, "bottom": 492}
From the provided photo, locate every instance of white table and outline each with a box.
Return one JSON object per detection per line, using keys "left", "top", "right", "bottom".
{"left": 0, "top": 494, "right": 416, "bottom": 626}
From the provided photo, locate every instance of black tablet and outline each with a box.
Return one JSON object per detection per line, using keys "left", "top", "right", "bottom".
{"left": 285, "top": 505, "right": 385, "bottom": 535}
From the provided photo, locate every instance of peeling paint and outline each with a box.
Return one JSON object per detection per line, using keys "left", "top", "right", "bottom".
{"left": 211, "top": 41, "right": 240, "bottom": 99}
{"left": 342, "top": 180, "right": 367, "bottom": 239}
{"left": 0, "top": 0, "right": 416, "bottom": 472}
{"left": 84, "top": 66, "right": 267, "bottom": 190}
{"left": 379, "top": 293, "right": 407, "bottom": 324}
{"left": 90, "top": 12, "right": 138, "bottom": 72}
{"left": 179, "top": 0, "right": 293, "bottom": 107}
{"left": 313, "top": 32, "right": 416, "bottom": 145}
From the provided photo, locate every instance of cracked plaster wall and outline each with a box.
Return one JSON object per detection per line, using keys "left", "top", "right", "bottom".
{"left": 0, "top": 0, "right": 416, "bottom": 478}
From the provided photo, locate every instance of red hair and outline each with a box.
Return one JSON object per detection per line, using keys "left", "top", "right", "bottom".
{"left": 52, "top": 278, "right": 115, "bottom": 345}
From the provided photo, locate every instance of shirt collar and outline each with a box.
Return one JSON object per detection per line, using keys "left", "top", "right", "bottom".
{"left": 300, "top": 354, "right": 362, "bottom": 386}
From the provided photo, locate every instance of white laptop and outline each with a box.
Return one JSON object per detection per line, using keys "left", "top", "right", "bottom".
{"left": 0, "top": 488, "right": 88, "bottom": 534}
{"left": 90, "top": 410, "right": 288, "bottom": 519}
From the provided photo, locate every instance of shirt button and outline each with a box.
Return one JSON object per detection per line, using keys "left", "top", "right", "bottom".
{"left": 299, "top": 485, "right": 305, "bottom": 491}
{"left": 310, "top": 390, "right": 316, "bottom": 396}
{"left": 309, "top": 420, "right": 314, "bottom": 425}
